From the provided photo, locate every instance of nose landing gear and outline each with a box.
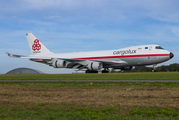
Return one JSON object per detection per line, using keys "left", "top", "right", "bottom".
{"left": 152, "top": 64, "right": 157, "bottom": 72}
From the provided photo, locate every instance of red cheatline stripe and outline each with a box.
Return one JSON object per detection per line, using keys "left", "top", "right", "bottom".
{"left": 74, "top": 54, "right": 170, "bottom": 60}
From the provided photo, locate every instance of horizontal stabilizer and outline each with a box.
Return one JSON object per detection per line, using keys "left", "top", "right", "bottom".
{"left": 6, "top": 52, "right": 25, "bottom": 58}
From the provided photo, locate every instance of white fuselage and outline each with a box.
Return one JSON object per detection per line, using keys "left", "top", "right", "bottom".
{"left": 33, "top": 45, "right": 172, "bottom": 68}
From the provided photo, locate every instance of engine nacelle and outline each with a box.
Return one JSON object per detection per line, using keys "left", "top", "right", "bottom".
{"left": 87, "top": 62, "right": 103, "bottom": 71}
{"left": 52, "top": 60, "right": 67, "bottom": 68}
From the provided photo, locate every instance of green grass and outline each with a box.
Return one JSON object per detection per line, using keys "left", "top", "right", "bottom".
{"left": 1, "top": 72, "right": 179, "bottom": 120}
{"left": 1, "top": 81, "right": 179, "bottom": 88}
{"left": 1, "top": 72, "right": 179, "bottom": 80}
{"left": 1, "top": 103, "right": 179, "bottom": 120}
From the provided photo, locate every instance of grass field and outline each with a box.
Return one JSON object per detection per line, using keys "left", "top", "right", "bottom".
{"left": 1, "top": 72, "right": 179, "bottom": 80}
{"left": 1, "top": 73, "right": 179, "bottom": 119}
{"left": 1, "top": 81, "right": 179, "bottom": 119}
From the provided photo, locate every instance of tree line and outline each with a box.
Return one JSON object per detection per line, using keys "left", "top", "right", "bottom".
{"left": 111, "top": 63, "right": 179, "bottom": 72}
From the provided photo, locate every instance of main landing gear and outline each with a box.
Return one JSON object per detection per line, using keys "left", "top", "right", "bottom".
{"left": 102, "top": 68, "right": 110, "bottom": 73}
{"left": 85, "top": 68, "right": 110, "bottom": 73}
{"left": 85, "top": 70, "right": 98, "bottom": 73}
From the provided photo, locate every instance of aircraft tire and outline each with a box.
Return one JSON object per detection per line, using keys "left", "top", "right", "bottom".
{"left": 90, "top": 70, "right": 98, "bottom": 73}
{"left": 85, "top": 70, "right": 90, "bottom": 73}
{"left": 86, "top": 70, "right": 98, "bottom": 73}
{"left": 102, "top": 70, "right": 109, "bottom": 73}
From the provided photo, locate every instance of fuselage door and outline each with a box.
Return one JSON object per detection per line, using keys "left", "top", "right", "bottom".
{"left": 149, "top": 46, "right": 152, "bottom": 51}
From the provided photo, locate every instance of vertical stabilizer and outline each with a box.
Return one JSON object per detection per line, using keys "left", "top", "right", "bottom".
{"left": 26, "top": 33, "right": 51, "bottom": 55}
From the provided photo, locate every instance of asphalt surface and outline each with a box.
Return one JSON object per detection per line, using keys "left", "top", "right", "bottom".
{"left": 0, "top": 80, "right": 179, "bottom": 82}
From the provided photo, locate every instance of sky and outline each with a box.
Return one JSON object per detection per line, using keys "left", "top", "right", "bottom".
{"left": 0, "top": 0, "right": 179, "bottom": 74}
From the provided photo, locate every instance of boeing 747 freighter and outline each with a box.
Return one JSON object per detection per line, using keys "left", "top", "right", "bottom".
{"left": 6, "top": 33, "right": 174, "bottom": 73}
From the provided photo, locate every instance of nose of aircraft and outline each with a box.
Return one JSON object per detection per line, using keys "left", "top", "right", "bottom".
{"left": 170, "top": 52, "right": 174, "bottom": 59}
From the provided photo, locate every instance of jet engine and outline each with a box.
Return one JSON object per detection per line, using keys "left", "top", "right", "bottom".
{"left": 87, "top": 62, "right": 103, "bottom": 71}
{"left": 52, "top": 60, "right": 67, "bottom": 68}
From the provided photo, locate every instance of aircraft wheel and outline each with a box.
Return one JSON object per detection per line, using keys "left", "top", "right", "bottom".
{"left": 85, "top": 70, "right": 98, "bottom": 73}
{"left": 91, "top": 70, "right": 98, "bottom": 73}
{"left": 102, "top": 70, "right": 109, "bottom": 73}
{"left": 152, "top": 69, "right": 156, "bottom": 72}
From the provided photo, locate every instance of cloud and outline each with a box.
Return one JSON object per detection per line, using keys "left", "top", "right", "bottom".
{"left": 1, "top": 0, "right": 179, "bottom": 24}
{"left": 170, "top": 27, "right": 179, "bottom": 37}
{"left": 0, "top": 0, "right": 179, "bottom": 74}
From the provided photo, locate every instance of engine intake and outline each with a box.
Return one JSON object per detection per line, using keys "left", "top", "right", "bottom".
{"left": 87, "top": 62, "right": 103, "bottom": 71}
{"left": 52, "top": 60, "right": 67, "bottom": 68}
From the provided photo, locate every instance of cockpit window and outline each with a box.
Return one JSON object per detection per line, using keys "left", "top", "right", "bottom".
{"left": 155, "top": 46, "right": 164, "bottom": 50}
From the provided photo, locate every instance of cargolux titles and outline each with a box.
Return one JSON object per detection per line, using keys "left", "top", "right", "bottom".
{"left": 113, "top": 49, "right": 137, "bottom": 56}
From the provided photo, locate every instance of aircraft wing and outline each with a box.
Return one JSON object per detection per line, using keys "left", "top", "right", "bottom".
{"left": 6, "top": 52, "right": 128, "bottom": 69}
{"left": 58, "top": 58, "right": 128, "bottom": 66}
